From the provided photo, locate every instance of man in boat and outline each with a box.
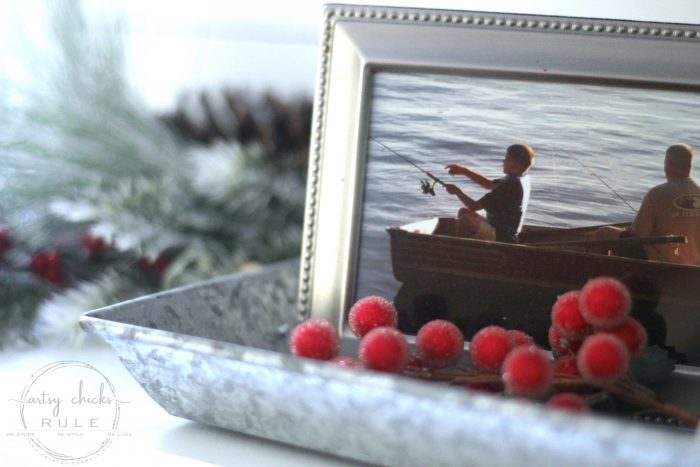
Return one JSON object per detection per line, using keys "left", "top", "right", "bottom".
{"left": 443, "top": 143, "right": 535, "bottom": 243}
{"left": 597, "top": 143, "right": 700, "bottom": 265}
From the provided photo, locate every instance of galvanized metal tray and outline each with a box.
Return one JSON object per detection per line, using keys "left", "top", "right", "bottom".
{"left": 80, "top": 259, "right": 700, "bottom": 466}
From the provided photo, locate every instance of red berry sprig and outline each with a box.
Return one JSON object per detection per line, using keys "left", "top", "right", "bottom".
{"left": 30, "top": 250, "right": 69, "bottom": 287}
{"left": 348, "top": 295, "right": 398, "bottom": 338}
{"left": 507, "top": 329, "right": 536, "bottom": 348}
{"left": 553, "top": 355, "right": 580, "bottom": 376}
{"left": 548, "top": 277, "right": 647, "bottom": 386}
{"left": 469, "top": 325, "right": 511, "bottom": 372}
{"left": 358, "top": 327, "right": 410, "bottom": 373}
{"left": 137, "top": 254, "right": 169, "bottom": 278}
{"left": 81, "top": 233, "right": 108, "bottom": 260}
{"left": 579, "top": 277, "right": 631, "bottom": 329}
{"left": 599, "top": 317, "right": 648, "bottom": 358}
{"left": 0, "top": 227, "right": 11, "bottom": 259}
{"left": 548, "top": 325, "right": 584, "bottom": 356}
{"left": 577, "top": 334, "right": 630, "bottom": 385}
{"left": 502, "top": 345, "right": 553, "bottom": 398}
{"left": 287, "top": 283, "right": 698, "bottom": 428}
{"left": 289, "top": 318, "right": 340, "bottom": 361}
{"left": 415, "top": 319, "right": 464, "bottom": 369}
{"left": 551, "top": 290, "right": 592, "bottom": 338}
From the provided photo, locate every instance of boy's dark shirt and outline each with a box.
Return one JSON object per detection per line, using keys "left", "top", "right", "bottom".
{"left": 478, "top": 175, "right": 526, "bottom": 242}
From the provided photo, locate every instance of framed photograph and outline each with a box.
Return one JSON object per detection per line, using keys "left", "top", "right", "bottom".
{"left": 299, "top": 5, "right": 700, "bottom": 364}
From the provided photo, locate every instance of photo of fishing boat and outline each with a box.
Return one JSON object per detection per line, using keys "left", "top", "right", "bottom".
{"left": 353, "top": 71, "right": 700, "bottom": 363}
{"left": 387, "top": 217, "right": 698, "bottom": 361}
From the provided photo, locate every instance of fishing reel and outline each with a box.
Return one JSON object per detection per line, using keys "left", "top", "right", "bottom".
{"left": 421, "top": 179, "right": 437, "bottom": 196}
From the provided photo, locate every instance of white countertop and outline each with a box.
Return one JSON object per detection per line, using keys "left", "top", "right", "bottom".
{"left": 0, "top": 345, "right": 359, "bottom": 467}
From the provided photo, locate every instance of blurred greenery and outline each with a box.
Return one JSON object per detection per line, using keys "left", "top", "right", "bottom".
{"left": 0, "top": 0, "right": 309, "bottom": 347}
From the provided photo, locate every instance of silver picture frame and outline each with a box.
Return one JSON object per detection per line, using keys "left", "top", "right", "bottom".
{"left": 299, "top": 4, "right": 700, "bottom": 357}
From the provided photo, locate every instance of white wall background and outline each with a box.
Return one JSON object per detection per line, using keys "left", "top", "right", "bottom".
{"left": 1, "top": 1, "right": 699, "bottom": 111}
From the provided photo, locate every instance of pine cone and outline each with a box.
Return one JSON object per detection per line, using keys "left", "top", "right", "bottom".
{"left": 161, "top": 88, "right": 313, "bottom": 157}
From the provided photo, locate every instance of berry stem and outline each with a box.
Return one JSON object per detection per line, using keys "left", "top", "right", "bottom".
{"left": 402, "top": 368, "right": 699, "bottom": 428}
{"left": 603, "top": 379, "right": 699, "bottom": 428}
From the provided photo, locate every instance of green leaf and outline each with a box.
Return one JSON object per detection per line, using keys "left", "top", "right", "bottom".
{"left": 628, "top": 345, "right": 676, "bottom": 385}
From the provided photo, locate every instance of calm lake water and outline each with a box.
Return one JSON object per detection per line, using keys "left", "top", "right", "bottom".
{"left": 355, "top": 71, "right": 700, "bottom": 301}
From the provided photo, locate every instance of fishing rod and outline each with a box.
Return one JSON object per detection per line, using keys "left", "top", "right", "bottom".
{"left": 571, "top": 156, "right": 638, "bottom": 215}
{"left": 370, "top": 137, "right": 446, "bottom": 196}
{"left": 570, "top": 156, "right": 680, "bottom": 261}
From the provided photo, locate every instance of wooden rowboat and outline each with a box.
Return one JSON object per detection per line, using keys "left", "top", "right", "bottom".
{"left": 387, "top": 217, "right": 699, "bottom": 363}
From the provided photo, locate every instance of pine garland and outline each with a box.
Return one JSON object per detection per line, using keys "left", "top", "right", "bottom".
{"left": 0, "top": 2, "right": 309, "bottom": 347}
{"left": 159, "top": 89, "right": 312, "bottom": 154}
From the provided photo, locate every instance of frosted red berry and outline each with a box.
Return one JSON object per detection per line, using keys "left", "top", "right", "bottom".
{"left": 508, "top": 329, "right": 535, "bottom": 348}
{"left": 547, "top": 393, "right": 588, "bottom": 413}
{"left": 138, "top": 254, "right": 169, "bottom": 277}
{"left": 501, "top": 345, "right": 553, "bottom": 398}
{"left": 577, "top": 334, "right": 630, "bottom": 385}
{"left": 599, "top": 318, "right": 648, "bottom": 358}
{"left": 469, "top": 325, "right": 512, "bottom": 372}
{"left": 0, "top": 227, "right": 11, "bottom": 258}
{"left": 579, "top": 277, "right": 631, "bottom": 329}
{"left": 358, "top": 327, "right": 409, "bottom": 373}
{"left": 553, "top": 355, "right": 580, "bottom": 376}
{"left": 289, "top": 319, "right": 340, "bottom": 361}
{"left": 81, "top": 233, "right": 108, "bottom": 259}
{"left": 329, "top": 356, "right": 362, "bottom": 369}
{"left": 416, "top": 319, "right": 465, "bottom": 368}
{"left": 348, "top": 295, "right": 398, "bottom": 338}
{"left": 548, "top": 326, "right": 583, "bottom": 356}
{"left": 551, "top": 291, "right": 592, "bottom": 338}
{"left": 30, "top": 250, "right": 68, "bottom": 287}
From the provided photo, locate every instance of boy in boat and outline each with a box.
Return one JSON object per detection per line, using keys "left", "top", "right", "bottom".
{"left": 443, "top": 143, "right": 535, "bottom": 243}
{"left": 597, "top": 144, "right": 700, "bottom": 265}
